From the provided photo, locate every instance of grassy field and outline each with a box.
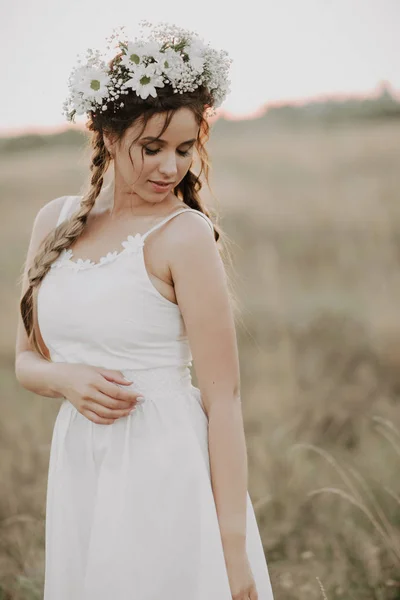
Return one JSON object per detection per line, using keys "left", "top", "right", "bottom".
{"left": 1, "top": 117, "right": 400, "bottom": 598}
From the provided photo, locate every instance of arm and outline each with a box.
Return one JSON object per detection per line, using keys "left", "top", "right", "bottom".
{"left": 15, "top": 196, "right": 69, "bottom": 397}
{"left": 167, "top": 212, "right": 248, "bottom": 554}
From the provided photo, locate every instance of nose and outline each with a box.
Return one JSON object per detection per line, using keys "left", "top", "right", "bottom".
{"left": 158, "top": 151, "right": 178, "bottom": 179}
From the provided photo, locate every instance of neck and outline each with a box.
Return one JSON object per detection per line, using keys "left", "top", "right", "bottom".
{"left": 95, "top": 177, "right": 183, "bottom": 220}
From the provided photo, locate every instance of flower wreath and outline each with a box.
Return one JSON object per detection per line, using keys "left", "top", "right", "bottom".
{"left": 63, "top": 21, "right": 233, "bottom": 122}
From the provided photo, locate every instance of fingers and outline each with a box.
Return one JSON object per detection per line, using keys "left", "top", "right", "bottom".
{"left": 97, "top": 379, "right": 144, "bottom": 407}
{"left": 86, "top": 390, "right": 137, "bottom": 411}
{"left": 83, "top": 409, "right": 117, "bottom": 425}
{"left": 97, "top": 368, "right": 133, "bottom": 385}
{"left": 84, "top": 398, "right": 138, "bottom": 420}
{"left": 94, "top": 368, "right": 145, "bottom": 406}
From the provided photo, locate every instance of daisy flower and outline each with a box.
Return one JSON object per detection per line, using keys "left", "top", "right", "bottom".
{"left": 72, "top": 65, "right": 111, "bottom": 102}
{"left": 154, "top": 47, "right": 183, "bottom": 74}
{"left": 123, "top": 63, "right": 165, "bottom": 99}
{"left": 120, "top": 40, "right": 161, "bottom": 70}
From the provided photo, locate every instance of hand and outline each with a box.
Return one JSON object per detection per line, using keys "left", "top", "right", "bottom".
{"left": 51, "top": 363, "right": 144, "bottom": 425}
{"left": 224, "top": 549, "right": 258, "bottom": 600}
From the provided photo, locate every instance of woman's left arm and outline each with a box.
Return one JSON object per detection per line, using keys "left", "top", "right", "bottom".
{"left": 168, "top": 212, "right": 248, "bottom": 557}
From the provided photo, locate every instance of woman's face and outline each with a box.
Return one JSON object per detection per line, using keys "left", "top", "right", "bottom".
{"left": 107, "top": 107, "right": 200, "bottom": 204}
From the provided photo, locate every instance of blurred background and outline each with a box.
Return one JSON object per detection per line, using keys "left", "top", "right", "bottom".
{"left": 1, "top": 1, "right": 400, "bottom": 598}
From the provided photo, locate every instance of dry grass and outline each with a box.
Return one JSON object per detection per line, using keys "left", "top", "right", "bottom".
{"left": 1, "top": 118, "right": 400, "bottom": 598}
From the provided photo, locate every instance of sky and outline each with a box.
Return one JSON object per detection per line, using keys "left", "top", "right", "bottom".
{"left": 1, "top": 0, "right": 399, "bottom": 135}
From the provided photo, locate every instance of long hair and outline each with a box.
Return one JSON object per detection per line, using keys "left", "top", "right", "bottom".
{"left": 20, "top": 83, "right": 238, "bottom": 359}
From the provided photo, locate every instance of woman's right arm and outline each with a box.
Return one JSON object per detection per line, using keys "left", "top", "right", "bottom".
{"left": 15, "top": 196, "right": 69, "bottom": 397}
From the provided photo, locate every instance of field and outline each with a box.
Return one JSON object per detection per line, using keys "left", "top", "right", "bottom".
{"left": 1, "top": 116, "right": 400, "bottom": 598}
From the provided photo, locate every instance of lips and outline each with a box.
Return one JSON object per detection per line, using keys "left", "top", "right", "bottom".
{"left": 149, "top": 180, "right": 174, "bottom": 185}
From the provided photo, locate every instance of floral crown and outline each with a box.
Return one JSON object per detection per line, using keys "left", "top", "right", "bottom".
{"left": 63, "top": 21, "right": 233, "bottom": 122}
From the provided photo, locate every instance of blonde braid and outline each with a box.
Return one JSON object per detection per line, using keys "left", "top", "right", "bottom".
{"left": 20, "top": 130, "right": 110, "bottom": 358}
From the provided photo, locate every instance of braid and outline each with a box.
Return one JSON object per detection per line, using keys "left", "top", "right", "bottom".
{"left": 179, "top": 171, "right": 219, "bottom": 240}
{"left": 177, "top": 118, "right": 221, "bottom": 242}
{"left": 20, "top": 130, "right": 110, "bottom": 358}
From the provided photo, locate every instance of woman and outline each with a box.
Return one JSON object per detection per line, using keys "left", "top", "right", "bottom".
{"left": 15, "top": 22, "right": 274, "bottom": 600}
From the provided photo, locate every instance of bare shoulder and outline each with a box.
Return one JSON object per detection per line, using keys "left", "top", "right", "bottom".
{"left": 164, "top": 209, "right": 216, "bottom": 254}
{"left": 165, "top": 209, "right": 226, "bottom": 293}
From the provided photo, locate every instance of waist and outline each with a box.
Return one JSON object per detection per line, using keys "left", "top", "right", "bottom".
{"left": 49, "top": 346, "right": 193, "bottom": 372}
{"left": 114, "top": 365, "right": 194, "bottom": 398}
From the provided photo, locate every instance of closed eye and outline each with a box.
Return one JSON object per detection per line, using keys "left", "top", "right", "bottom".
{"left": 144, "top": 148, "right": 192, "bottom": 157}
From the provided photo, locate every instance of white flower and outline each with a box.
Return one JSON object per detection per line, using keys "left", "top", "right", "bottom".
{"left": 185, "top": 38, "right": 205, "bottom": 74}
{"left": 156, "top": 48, "right": 185, "bottom": 83}
{"left": 72, "top": 66, "right": 111, "bottom": 102}
{"left": 155, "top": 47, "right": 182, "bottom": 70}
{"left": 123, "top": 63, "right": 164, "bottom": 100}
{"left": 120, "top": 40, "right": 162, "bottom": 70}
{"left": 121, "top": 234, "right": 145, "bottom": 253}
{"left": 119, "top": 42, "right": 144, "bottom": 70}
{"left": 202, "top": 46, "right": 232, "bottom": 108}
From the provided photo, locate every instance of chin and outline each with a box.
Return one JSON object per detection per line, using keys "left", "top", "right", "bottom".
{"left": 143, "top": 194, "right": 168, "bottom": 204}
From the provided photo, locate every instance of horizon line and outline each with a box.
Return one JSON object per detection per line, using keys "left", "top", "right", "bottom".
{"left": 1, "top": 82, "right": 398, "bottom": 139}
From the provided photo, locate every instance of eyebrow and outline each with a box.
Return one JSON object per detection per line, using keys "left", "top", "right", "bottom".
{"left": 141, "top": 136, "right": 196, "bottom": 145}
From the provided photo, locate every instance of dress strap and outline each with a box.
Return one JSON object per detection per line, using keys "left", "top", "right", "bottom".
{"left": 56, "top": 195, "right": 81, "bottom": 226}
{"left": 141, "top": 208, "right": 214, "bottom": 242}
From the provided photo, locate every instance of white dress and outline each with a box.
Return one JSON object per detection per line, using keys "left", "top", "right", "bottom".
{"left": 37, "top": 195, "right": 275, "bottom": 600}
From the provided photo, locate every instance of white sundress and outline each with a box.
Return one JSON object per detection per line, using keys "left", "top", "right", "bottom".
{"left": 37, "top": 195, "right": 275, "bottom": 600}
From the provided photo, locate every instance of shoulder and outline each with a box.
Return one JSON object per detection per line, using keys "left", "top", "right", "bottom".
{"left": 34, "top": 195, "right": 79, "bottom": 232}
{"left": 28, "top": 195, "right": 74, "bottom": 254}
{"left": 35, "top": 195, "right": 67, "bottom": 228}
{"left": 166, "top": 209, "right": 216, "bottom": 251}
{"left": 165, "top": 209, "right": 224, "bottom": 280}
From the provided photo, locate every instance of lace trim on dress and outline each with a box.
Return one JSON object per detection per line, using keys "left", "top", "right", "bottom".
{"left": 50, "top": 234, "right": 145, "bottom": 271}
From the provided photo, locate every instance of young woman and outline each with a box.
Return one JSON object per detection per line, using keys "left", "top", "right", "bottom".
{"left": 15, "top": 22, "right": 274, "bottom": 600}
